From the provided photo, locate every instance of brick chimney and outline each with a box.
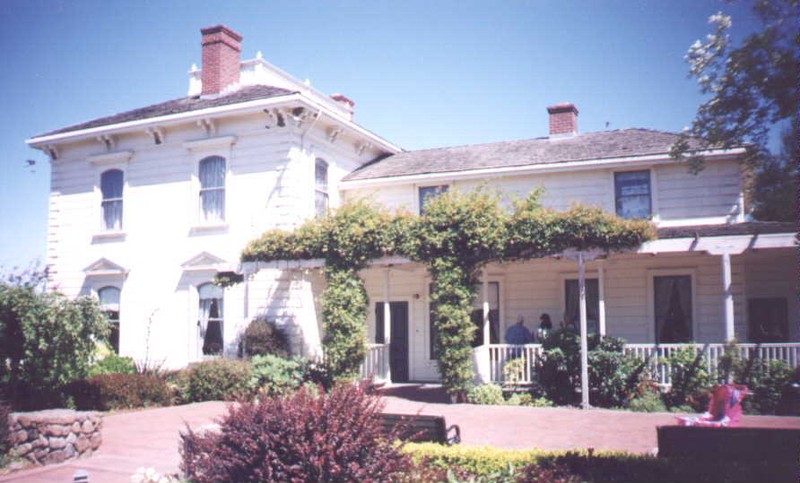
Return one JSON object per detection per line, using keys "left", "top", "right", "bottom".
{"left": 201, "top": 25, "right": 243, "bottom": 96}
{"left": 547, "top": 103, "right": 579, "bottom": 137}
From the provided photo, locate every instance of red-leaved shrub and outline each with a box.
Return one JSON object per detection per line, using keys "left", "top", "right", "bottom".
{"left": 181, "top": 382, "right": 410, "bottom": 482}
{"left": 66, "top": 373, "right": 172, "bottom": 410}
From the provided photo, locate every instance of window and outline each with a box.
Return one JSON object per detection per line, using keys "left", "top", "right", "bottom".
{"left": 654, "top": 275, "right": 692, "bottom": 343}
{"left": 429, "top": 284, "right": 439, "bottom": 359}
{"left": 748, "top": 298, "right": 789, "bottom": 342}
{"left": 614, "top": 170, "right": 651, "bottom": 219}
{"left": 564, "top": 279, "right": 599, "bottom": 335}
{"left": 198, "top": 283, "right": 224, "bottom": 355}
{"left": 470, "top": 282, "right": 500, "bottom": 346}
{"left": 199, "top": 156, "right": 225, "bottom": 223}
{"left": 100, "top": 169, "right": 124, "bottom": 230}
{"left": 418, "top": 185, "right": 448, "bottom": 215}
{"left": 98, "top": 286, "right": 120, "bottom": 354}
{"left": 315, "top": 159, "right": 329, "bottom": 218}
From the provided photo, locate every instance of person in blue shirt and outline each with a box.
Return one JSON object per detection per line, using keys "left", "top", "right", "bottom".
{"left": 505, "top": 315, "right": 532, "bottom": 344}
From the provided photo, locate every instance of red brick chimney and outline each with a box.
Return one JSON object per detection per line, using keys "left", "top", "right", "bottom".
{"left": 201, "top": 25, "right": 243, "bottom": 96}
{"left": 547, "top": 103, "right": 579, "bottom": 137}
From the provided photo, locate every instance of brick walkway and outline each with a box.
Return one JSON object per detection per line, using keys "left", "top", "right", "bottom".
{"left": 2, "top": 385, "right": 798, "bottom": 482}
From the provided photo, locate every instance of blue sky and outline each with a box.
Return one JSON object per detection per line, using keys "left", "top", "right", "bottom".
{"left": 0, "top": 0, "right": 759, "bottom": 270}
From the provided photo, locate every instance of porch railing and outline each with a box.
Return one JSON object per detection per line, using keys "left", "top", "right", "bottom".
{"left": 361, "top": 343, "right": 389, "bottom": 383}
{"left": 485, "top": 342, "right": 800, "bottom": 386}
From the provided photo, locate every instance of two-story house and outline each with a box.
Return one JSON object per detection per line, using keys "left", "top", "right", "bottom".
{"left": 27, "top": 26, "right": 796, "bottom": 380}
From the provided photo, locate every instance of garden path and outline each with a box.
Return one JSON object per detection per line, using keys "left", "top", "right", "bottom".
{"left": 1, "top": 385, "right": 798, "bottom": 483}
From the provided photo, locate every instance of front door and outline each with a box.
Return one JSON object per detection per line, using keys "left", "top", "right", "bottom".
{"left": 375, "top": 302, "right": 410, "bottom": 382}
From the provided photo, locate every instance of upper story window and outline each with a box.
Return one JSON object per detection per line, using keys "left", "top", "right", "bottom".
{"left": 418, "top": 185, "right": 449, "bottom": 215}
{"left": 98, "top": 286, "right": 121, "bottom": 354}
{"left": 315, "top": 159, "right": 329, "bottom": 218}
{"left": 614, "top": 170, "right": 651, "bottom": 219}
{"left": 100, "top": 169, "right": 124, "bottom": 230}
{"left": 199, "top": 156, "right": 226, "bottom": 223}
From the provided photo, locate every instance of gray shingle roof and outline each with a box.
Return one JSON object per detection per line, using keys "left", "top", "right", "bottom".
{"left": 36, "top": 85, "right": 296, "bottom": 137}
{"left": 344, "top": 129, "right": 713, "bottom": 182}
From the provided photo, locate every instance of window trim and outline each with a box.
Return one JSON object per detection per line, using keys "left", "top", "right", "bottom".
{"left": 314, "top": 158, "right": 329, "bottom": 218}
{"left": 646, "top": 268, "right": 697, "bottom": 343}
{"left": 92, "top": 164, "right": 128, "bottom": 239}
{"left": 611, "top": 169, "right": 657, "bottom": 221}
{"left": 100, "top": 169, "right": 125, "bottom": 232}
{"left": 97, "top": 285, "right": 121, "bottom": 354}
{"left": 184, "top": 136, "right": 235, "bottom": 231}
{"left": 197, "top": 282, "right": 225, "bottom": 357}
{"left": 197, "top": 156, "right": 227, "bottom": 224}
{"left": 559, "top": 273, "right": 601, "bottom": 335}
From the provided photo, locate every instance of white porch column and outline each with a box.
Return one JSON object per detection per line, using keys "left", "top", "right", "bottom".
{"left": 578, "top": 252, "right": 590, "bottom": 409}
{"left": 383, "top": 267, "right": 392, "bottom": 382}
{"left": 482, "top": 270, "right": 490, "bottom": 345}
{"left": 598, "top": 261, "right": 606, "bottom": 337}
{"left": 721, "top": 252, "right": 735, "bottom": 342}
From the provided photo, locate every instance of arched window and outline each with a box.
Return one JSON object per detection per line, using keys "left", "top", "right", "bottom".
{"left": 100, "top": 169, "right": 124, "bottom": 230}
{"left": 315, "top": 158, "right": 328, "bottom": 218}
{"left": 98, "top": 286, "right": 121, "bottom": 354}
{"left": 198, "top": 283, "right": 224, "bottom": 355}
{"left": 199, "top": 156, "right": 226, "bottom": 222}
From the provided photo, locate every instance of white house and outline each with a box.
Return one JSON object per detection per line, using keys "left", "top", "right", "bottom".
{"left": 27, "top": 26, "right": 797, "bottom": 381}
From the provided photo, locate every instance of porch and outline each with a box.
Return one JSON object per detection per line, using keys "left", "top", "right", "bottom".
{"left": 362, "top": 342, "right": 800, "bottom": 386}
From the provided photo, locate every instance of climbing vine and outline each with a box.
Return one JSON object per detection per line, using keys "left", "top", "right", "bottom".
{"left": 241, "top": 190, "right": 655, "bottom": 395}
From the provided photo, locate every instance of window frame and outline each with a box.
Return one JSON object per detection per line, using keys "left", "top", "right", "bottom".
{"left": 198, "top": 282, "right": 225, "bottom": 356}
{"left": 98, "top": 286, "right": 121, "bottom": 354}
{"left": 647, "top": 269, "right": 697, "bottom": 343}
{"left": 198, "top": 156, "right": 227, "bottom": 224}
{"left": 417, "top": 184, "right": 449, "bottom": 215}
{"left": 315, "top": 158, "right": 329, "bottom": 218}
{"left": 613, "top": 169, "right": 653, "bottom": 220}
{"left": 562, "top": 277, "right": 601, "bottom": 335}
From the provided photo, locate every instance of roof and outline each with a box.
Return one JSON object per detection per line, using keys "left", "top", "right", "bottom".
{"left": 36, "top": 85, "right": 296, "bottom": 138}
{"left": 657, "top": 222, "right": 797, "bottom": 239}
{"left": 344, "top": 128, "right": 715, "bottom": 182}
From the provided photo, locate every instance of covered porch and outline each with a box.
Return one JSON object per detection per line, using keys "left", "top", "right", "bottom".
{"left": 360, "top": 225, "right": 798, "bottom": 388}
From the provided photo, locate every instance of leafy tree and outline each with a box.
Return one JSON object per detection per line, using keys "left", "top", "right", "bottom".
{"left": 672, "top": 0, "right": 798, "bottom": 176}
{"left": 750, "top": 124, "right": 797, "bottom": 221}
{"left": 0, "top": 269, "right": 109, "bottom": 408}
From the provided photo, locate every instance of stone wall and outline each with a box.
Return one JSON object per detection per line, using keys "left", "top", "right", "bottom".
{"left": 8, "top": 409, "right": 102, "bottom": 465}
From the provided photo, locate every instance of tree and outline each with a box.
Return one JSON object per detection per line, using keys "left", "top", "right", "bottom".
{"left": 672, "top": 0, "right": 798, "bottom": 183}
{"left": 750, "top": 124, "right": 797, "bottom": 221}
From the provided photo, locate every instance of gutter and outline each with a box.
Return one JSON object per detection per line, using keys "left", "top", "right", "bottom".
{"left": 339, "top": 148, "right": 747, "bottom": 189}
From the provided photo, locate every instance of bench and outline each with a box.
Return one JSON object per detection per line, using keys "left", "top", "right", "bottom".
{"left": 657, "top": 425, "right": 800, "bottom": 463}
{"left": 379, "top": 413, "right": 461, "bottom": 445}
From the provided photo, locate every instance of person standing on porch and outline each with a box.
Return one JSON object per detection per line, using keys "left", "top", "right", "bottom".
{"left": 538, "top": 313, "right": 553, "bottom": 340}
{"left": 505, "top": 315, "right": 532, "bottom": 344}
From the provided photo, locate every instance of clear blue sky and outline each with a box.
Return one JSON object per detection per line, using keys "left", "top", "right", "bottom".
{"left": 0, "top": 0, "right": 759, "bottom": 270}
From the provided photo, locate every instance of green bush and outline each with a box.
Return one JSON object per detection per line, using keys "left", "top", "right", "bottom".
{"left": 249, "top": 354, "right": 306, "bottom": 397}
{"left": 662, "top": 347, "right": 711, "bottom": 411}
{"left": 0, "top": 270, "right": 109, "bottom": 409}
{"left": 181, "top": 359, "right": 252, "bottom": 403}
{"left": 467, "top": 384, "right": 505, "bottom": 405}
{"left": 88, "top": 354, "right": 137, "bottom": 377}
{"left": 0, "top": 399, "right": 10, "bottom": 464}
{"left": 239, "top": 319, "right": 289, "bottom": 358}
{"left": 627, "top": 388, "right": 667, "bottom": 413}
{"left": 66, "top": 373, "right": 172, "bottom": 410}
{"left": 717, "top": 343, "right": 798, "bottom": 415}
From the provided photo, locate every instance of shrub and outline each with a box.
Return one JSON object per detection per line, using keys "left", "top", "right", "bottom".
{"left": 468, "top": 384, "right": 505, "bottom": 405}
{"left": 502, "top": 358, "right": 529, "bottom": 387}
{"left": 240, "top": 319, "right": 289, "bottom": 358}
{"left": 0, "top": 399, "right": 10, "bottom": 463}
{"left": 627, "top": 388, "right": 667, "bottom": 413}
{"left": 662, "top": 347, "right": 711, "bottom": 410}
{"left": 181, "top": 382, "right": 410, "bottom": 482}
{"left": 66, "top": 374, "right": 172, "bottom": 410}
{"left": 181, "top": 359, "right": 252, "bottom": 403}
{"left": 89, "top": 354, "right": 137, "bottom": 377}
{"left": 249, "top": 354, "right": 306, "bottom": 396}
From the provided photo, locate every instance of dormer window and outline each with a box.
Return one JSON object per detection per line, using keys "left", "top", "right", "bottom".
{"left": 418, "top": 185, "right": 448, "bottom": 215}
{"left": 614, "top": 170, "right": 651, "bottom": 219}
{"left": 199, "top": 156, "right": 226, "bottom": 223}
{"left": 100, "top": 169, "right": 124, "bottom": 230}
{"left": 315, "top": 159, "right": 329, "bottom": 218}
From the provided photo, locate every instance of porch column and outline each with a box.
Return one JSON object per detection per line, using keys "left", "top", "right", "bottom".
{"left": 598, "top": 261, "right": 606, "bottom": 336}
{"left": 721, "top": 252, "right": 734, "bottom": 342}
{"left": 383, "top": 267, "right": 392, "bottom": 382}
{"left": 482, "top": 270, "right": 490, "bottom": 346}
{"left": 578, "top": 252, "right": 590, "bottom": 409}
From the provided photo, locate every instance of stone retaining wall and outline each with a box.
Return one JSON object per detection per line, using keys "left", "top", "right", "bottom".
{"left": 8, "top": 409, "right": 102, "bottom": 465}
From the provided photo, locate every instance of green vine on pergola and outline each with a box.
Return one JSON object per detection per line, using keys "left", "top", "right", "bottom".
{"left": 240, "top": 191, "right": 656, "bottom": 397}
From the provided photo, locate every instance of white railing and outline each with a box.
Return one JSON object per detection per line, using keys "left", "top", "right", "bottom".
{"left": 484, "top": 342, "right": 800, "bottom": 386}
{"left": 625, "top": 343, "right": 800, "bottom": 386}
{"left": 361, "top": 343, "right": 389, "bottom": 383}
{"left": 487, "top": 344, "right": 543, "bottom": 384}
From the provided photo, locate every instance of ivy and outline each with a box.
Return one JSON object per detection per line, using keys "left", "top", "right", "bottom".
{"left": 240, "top": 190, "right": 655, "bottom": 395}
